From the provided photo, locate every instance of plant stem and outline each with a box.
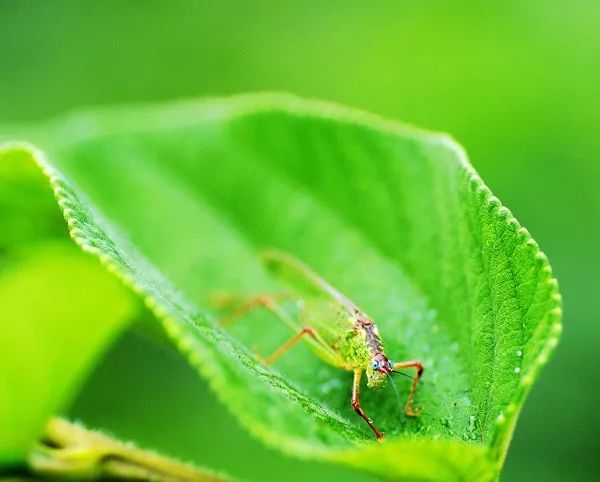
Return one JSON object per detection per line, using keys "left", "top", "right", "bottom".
{"left": 29, "top": 418, "right": 231, "bottom": 481}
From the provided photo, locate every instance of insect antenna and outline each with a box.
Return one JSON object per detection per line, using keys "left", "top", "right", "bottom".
{"left": 393, "top": 370, "right": 426, "bottom": 385}
{"left": 385, "top": 372, "right": 402, "bottom": 406}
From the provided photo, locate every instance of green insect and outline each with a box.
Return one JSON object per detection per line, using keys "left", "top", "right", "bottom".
{"left": 216, "top": 250, "right": 424, "bottom": 440}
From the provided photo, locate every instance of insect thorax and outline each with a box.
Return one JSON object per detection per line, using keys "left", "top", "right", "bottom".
{"left": 338, "top": 329, "right": 372, "bottom": 368}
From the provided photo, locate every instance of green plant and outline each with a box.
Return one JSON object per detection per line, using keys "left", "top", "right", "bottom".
{"left": 0, "top": 94, "right": 561, "bottom": 481}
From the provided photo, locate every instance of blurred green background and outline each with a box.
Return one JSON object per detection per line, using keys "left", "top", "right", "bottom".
{"left": 1, "top": 1, "right": 598, "bottom": 481}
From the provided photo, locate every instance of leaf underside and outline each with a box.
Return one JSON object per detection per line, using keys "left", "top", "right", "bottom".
{"left": 0, "top": 94, "right": 562, "bottom": 481}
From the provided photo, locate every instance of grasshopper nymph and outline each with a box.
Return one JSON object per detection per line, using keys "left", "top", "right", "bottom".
{"left": 217, "top": 250, "right": 424, "bottom": 440}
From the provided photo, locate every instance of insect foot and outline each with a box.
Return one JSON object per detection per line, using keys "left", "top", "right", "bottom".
{"left": 405, "top": 406, "right": 424, "bottom": 417}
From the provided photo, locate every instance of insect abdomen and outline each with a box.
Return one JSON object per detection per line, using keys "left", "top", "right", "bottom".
{"left": 359, "top": 319, "right": 384, "bottom": 356}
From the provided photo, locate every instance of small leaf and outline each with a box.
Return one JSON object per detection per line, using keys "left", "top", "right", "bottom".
{"left": 0, "top": 94, "right": 561, "bottom": 481}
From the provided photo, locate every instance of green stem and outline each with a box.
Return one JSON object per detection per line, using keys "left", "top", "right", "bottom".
{"left": 29, "top": 418, "right": 232, "bottom": 481}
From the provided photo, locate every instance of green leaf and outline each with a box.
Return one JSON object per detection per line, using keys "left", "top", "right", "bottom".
{"left": 0, "top": 94, "right": 561, "bottom": 481}
{"left": 0, "top": 147, "right": 138, "bottom": 466}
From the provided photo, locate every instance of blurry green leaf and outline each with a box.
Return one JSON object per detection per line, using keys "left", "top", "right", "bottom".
{"left": 0, "top": 94, "right": 561, "bottom": 481}
{"left": 0, "top": 148, "right": 137, "bottom": 466}
{"left": 0, "top": 147, "right": 138, "bottom": 466}
{"left": 0, "top": 241, "right": 134, "bottom": 464}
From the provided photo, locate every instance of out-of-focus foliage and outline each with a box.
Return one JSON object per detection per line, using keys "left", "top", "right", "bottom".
{"left": 0, "top": 149, "right": 135, "bottom": 465}
{"left": 0, "top": 2, "right": 597, "bottom": 481}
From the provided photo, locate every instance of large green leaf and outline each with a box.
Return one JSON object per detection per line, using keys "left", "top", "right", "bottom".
{"left": 0, "top": 94, "right": 561, "bottom": 481}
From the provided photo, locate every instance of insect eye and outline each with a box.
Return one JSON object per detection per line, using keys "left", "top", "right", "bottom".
{"left": 371, "top": 360, "right": 379, "bottom": 370}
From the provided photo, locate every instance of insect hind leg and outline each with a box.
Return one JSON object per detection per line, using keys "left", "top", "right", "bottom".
{"left": 210, "top": 292, "right": 330, "bottom": 364}
{"left": 263, "top": 326, "right": 318, "bottom": 365}
{"left": 210, "top": 291, "right": 293, "bottom": 328}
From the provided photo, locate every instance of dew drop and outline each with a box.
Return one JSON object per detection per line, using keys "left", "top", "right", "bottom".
{"left": 514, "top": 367, "right": 521, "bottom": 374}
{"left": 516, "top": 350, "right": 523, "bottom": 357}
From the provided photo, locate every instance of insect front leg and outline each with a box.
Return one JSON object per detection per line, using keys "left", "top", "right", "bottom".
{"left": 351, "top": 369, "right": 383, "bottom": 440}
{"left": 392, "top": 360, "right": 424, "bottom": 416}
